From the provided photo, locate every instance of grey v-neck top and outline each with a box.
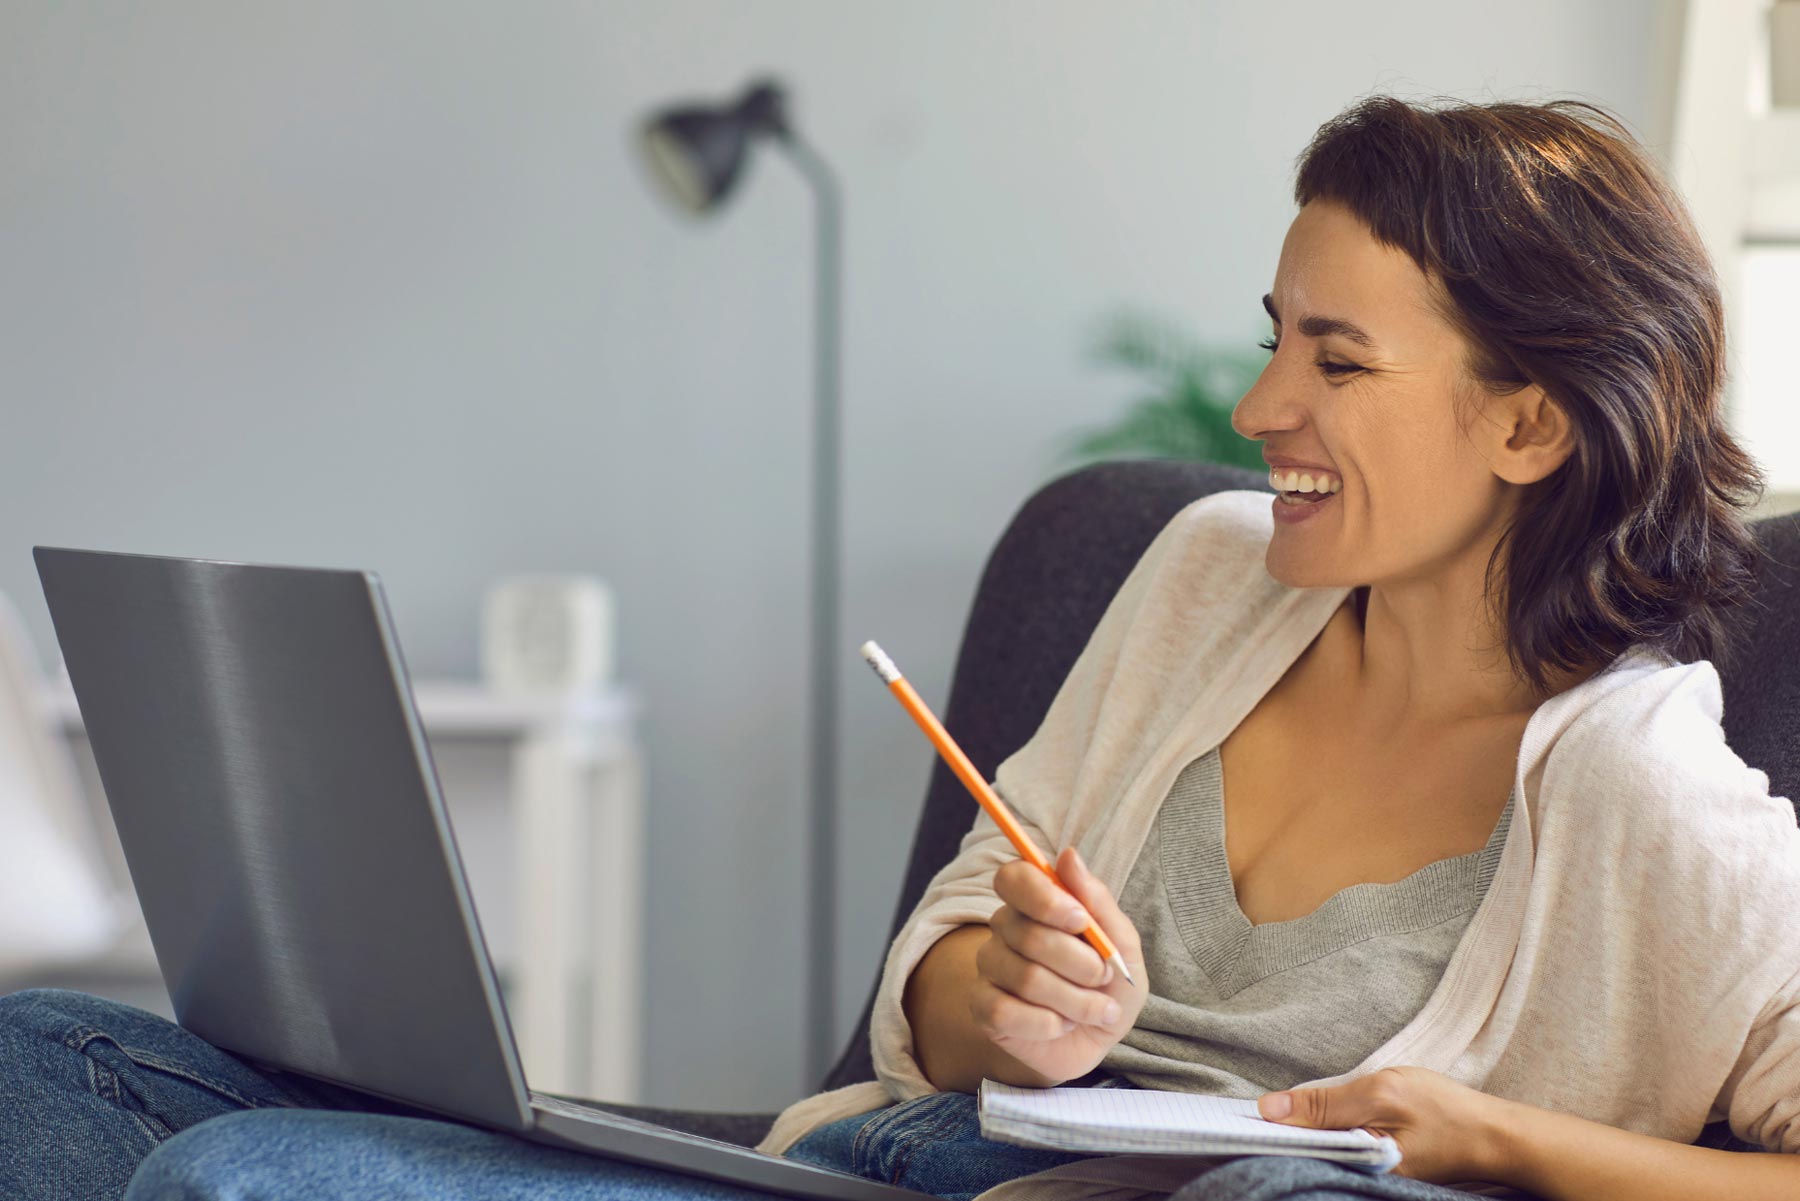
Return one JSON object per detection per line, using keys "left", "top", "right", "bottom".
{"left": 1088, "top": 743, "right": 1513, "bottom": 1097}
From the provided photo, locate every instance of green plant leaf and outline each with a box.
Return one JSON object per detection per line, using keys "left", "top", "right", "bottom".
{"left": 1062, "top": 308, "right": 1270, "bottom": 474}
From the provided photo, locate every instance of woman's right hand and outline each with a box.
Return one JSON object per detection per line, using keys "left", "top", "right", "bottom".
{"left": 973, "top": 844, "right": 1148, "bottom": 1087}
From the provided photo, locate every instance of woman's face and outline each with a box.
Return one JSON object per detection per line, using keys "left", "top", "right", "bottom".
{"left": 1232, "top": 199, "right": 1532, "bottom": 594}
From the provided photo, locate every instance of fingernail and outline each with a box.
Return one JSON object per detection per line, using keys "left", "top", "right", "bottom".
{"left": 1259, "top": 1092, "right": 1292, "bottom": 1120}
{"left": 1061, "top": 1018, "right": 1075, "bottom": 1033}
{"left": 1101, "top": 963, "right": 1115, "bottom": 985}
{"left": 1101, "top": 1001, "right": 1121, "bottom": 1024}
{"left": 1064, "top": 908, "right": 1091, "bottom": 932}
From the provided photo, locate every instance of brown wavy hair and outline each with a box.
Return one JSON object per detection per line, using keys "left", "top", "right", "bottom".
{"left": 1291, "top": 93, "right": 1770, "bottom": 698}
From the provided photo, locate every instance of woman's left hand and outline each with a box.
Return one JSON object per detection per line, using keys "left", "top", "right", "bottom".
{"left": 1257, "top": 1066, "right": 1508, "bottom": 1185}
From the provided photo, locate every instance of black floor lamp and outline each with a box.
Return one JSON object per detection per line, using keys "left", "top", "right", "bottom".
{"left": 635, "top": 77, "right": 843, "bottom": 1087}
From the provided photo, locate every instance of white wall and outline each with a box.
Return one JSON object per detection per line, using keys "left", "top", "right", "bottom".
{"left": 0, "top": 1, "right": 1666, "bottom": 1111}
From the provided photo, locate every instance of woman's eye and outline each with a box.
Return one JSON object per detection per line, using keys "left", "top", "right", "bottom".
{"left": 1255, "top": 336, "right": 1360, "bottom": 377}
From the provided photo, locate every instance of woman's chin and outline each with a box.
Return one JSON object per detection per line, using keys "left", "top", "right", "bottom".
{"left": 1263, "top": 552, "right": 1348, "bottom": 593}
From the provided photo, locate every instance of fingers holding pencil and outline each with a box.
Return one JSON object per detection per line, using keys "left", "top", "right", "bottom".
{"left": 991, "top": 846, "right": 1146, "bottom": 1011}
{"left": 1050, "top": 844, "right": 1143, "bottom": 987}
{"left": 978, "top": 845, "right": 1149, "bottom": 1084}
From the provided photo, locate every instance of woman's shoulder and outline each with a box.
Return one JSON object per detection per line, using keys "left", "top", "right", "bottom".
{"left": 1167, "top": 487, "right": 1278, "bottom": 547}
{"left": 1098, "top": 489, "right": 1334, "bottom": 695}
{"left": 1555, "top": 649, "right": 1728, "bottom": 770}
{"left": 1549, "top": 649, "right": 1795, "bottom": 838}
{"left": 1143, "top": 488, "right": 1283, "bottom": 593}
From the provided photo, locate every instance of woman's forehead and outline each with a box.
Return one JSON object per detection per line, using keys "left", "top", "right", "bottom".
{"left": 1270, "top": 205, "right": 1450, "bottom": 353}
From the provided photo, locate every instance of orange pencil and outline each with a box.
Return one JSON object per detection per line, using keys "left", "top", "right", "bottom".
{"left": 858, "top": 639, "right": 1134, "bottom": 987}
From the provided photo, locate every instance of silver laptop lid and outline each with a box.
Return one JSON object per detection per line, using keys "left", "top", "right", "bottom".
{"left": 33, "top": 545, "right": 533, "bottom": 1130}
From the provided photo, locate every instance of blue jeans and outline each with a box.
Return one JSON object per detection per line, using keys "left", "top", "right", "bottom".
{"left": 0, "top": 988, "right": 1513, "bottom": 1200}
{"left": 781, "top": 1088, "right": 1522, "bottom": 1201}
{"left": 0, "top": 988, "right": 794, "bottom": 1201}
{"left": 785, "top": 1088, "right": 1108, "bottom": 1200}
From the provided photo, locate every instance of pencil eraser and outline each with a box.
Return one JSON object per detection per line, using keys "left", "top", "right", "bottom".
{"left": 860, "top": 641, "right": 900, "bottom": 683}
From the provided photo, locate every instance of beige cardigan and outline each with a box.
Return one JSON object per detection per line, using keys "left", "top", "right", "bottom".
{"left": 755, "top": 489, "right": 1800, "bottom": 1199}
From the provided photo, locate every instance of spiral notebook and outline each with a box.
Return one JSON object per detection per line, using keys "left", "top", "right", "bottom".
{"left": 976, "top": 1080, "right": 1404, "bottom": 1174}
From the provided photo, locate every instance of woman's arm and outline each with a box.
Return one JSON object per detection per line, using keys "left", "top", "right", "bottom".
{"left": 901, "top": 924, "right": 1060, "bottom": 1094}
{"left": 1261, "top": 1065, "right": 1800, "bottom": 1196}
{"left": 871, "top": 500, "right": 1204, "bottom": 1100}
{"left": 1484, "top": 1095, "right": 1800, "bottom": 1201}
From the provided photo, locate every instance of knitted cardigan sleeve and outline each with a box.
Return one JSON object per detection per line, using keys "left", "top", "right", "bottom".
{"left": 1649, "top": 677, "right": 1800, "bottom": 1154}
{"left": 1567, "top": 664, "right": 1800, "bottom": 1154}
{"left": 1718, "top": 959, "right": 1800, "bottom": 1154}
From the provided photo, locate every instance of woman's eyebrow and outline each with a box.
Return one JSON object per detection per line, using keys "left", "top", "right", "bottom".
{"left": 1261, "top": 293, "right": 1379, "bottom": 350}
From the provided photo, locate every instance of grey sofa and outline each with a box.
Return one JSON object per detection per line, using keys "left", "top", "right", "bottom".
{"left": 581, "top": 458, "right": 1800, "bottom": 1165}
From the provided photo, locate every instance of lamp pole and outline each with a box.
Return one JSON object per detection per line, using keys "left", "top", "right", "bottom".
{"left": 637, "top": 80, "right": 844, "bottom": 1088}
{"left": 778, "top": 134, "right": 843, "bottom": 1089}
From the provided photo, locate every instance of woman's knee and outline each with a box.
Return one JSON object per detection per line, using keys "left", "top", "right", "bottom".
{"left": 125, "top": 1109, "right": 602, "bottom": 1201}
{"left": 126, "top": 1108, "right": 801, "bottom": 1201}
{"left": 125, "top": 1110, "right": 257, "bottom": 1201}
{"left": 125, "top": 1110, "right": 427, "bottom": 1201}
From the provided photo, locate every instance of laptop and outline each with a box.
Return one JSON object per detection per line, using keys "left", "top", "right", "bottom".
{"left": 33, "top": 545, "right": 930, "bottom": 1200}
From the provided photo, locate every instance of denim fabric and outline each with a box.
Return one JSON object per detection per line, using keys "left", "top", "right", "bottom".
{"left": 0, "top": 989, "right": 781, "bottom": 1201}
{"left": 136, "top": 1109, "right": 1510, "bottom": 1201}
{"left": 0, "top": 988, "right": 1518, "bottom": 1201}
{"left": 783, "top": 1090, "right": 1104, "bottom": 1201}
{"left": 126, "top": 1109, "right": 800, "bottom": 1200}
{"left": 0, "top": 988, "right": 378, "bottom": 1201}
{"left": 783, "top": 1092, "right": 1528, "bottom": 1201}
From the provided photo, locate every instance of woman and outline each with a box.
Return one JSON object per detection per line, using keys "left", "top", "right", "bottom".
{"left": 3, "top": 94, "right": 1796, "bottom": 1201}
{"left": 768, "top": 92, "right": 1800, "bottom": 1200}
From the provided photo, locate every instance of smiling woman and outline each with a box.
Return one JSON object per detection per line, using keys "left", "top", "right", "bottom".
{"left": 753, "top": 94, "right": 1800, "bottom": 1201}
{"left": 1233, "top": 95, "right": 1769, "bottom": 706}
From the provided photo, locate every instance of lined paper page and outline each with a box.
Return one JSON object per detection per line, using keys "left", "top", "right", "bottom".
{"left": 978, "top": 1080, "right": 1402, "bottom": 1172}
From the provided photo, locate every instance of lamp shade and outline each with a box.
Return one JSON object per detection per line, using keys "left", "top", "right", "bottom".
{"left": 638, "top": 80, "right": 790, "bottom": 213}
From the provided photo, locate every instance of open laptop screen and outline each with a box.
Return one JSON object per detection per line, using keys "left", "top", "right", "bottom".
{"left": 34, "top": 546, "right": 532, "bottom": 1130}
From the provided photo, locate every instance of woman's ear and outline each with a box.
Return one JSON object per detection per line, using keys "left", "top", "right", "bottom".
{"left": 1494, "top": 383, "right": 1576, "bottom": 486}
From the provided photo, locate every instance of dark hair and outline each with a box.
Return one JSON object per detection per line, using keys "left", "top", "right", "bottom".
{"left": 1292, "top": 93, "right": 1769, "bottom": 699}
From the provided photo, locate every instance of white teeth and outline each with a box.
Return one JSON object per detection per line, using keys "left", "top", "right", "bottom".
{"left": 1269, "top": 469, "right": 1340, "bottom": 494}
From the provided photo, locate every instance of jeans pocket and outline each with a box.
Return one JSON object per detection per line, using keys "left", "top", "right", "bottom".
{"left": 853, "top": 1091, "right": 975, "bottom": 1184}
{"left": 63, "top": 1021, "right": 302, "bottom": 1146}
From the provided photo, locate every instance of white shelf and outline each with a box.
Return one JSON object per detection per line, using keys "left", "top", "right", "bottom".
{"left": 39, "top": 677, "right": 640, "bottom": 739}
{"left": 1748, "top": 111, "right": 1800, "bottom": 239}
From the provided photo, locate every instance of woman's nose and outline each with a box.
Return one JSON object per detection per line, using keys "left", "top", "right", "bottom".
{"left": 1231, "top": 369, "right": 1303, "bottom": 443}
